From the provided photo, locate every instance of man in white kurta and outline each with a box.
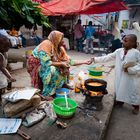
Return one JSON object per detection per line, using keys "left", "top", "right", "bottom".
{"left": 94, "top": 48, "right": 140, "bottom": 106}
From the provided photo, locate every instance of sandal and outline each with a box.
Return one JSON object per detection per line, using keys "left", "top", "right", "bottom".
{"left": 132, "top": 108, "right": 139, "bottom": 115}
{"left": 22, "top": 110, "right": 46, "bottom": 127}
{"left": 114, "top": 101, "right": 124, "bottom": 108}
{"left": 56, "top": 120, "right": 67, "bottom": 129}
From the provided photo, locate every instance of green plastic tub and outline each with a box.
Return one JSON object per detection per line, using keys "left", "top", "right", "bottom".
{"left": 52, "top": 97, "right": 77, "bottom": 118}
{"left": 88, "top": 67, "right": 104, "bottom": 76}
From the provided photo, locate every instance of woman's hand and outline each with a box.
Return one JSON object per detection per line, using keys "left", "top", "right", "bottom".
{"left": 61, "top": 62, "right": 70, "bottom": 68}
{"left": 59, "top": 62, "right": 70, "bottom": 76}
{"left": 84, "top": 60, "right": 92, "bottom": 65}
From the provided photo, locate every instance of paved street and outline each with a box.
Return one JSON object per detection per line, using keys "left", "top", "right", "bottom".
{"left": 105, "top": 103, "right": 140, "bottom": 140}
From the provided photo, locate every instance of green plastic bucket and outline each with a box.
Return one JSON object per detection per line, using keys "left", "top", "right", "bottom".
{"left": 52, "top": 97, "right": 77, "bottom": 117}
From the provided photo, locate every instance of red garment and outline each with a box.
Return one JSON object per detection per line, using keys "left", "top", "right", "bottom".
{"left": 27, "top": 55, "right": 42, "bottom": 89}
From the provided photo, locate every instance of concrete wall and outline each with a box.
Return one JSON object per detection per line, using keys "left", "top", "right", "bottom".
{"left": 80, "top": 14, "right": 107, "bottom": 26}
{"left": 118, "top": 9, "right": 140, "bottom": 49}
{"left": 129, "top": 7, "right": 140, "bottom": 25}
{"left": 118, "top": 10, "right": 129, "bottom": 29}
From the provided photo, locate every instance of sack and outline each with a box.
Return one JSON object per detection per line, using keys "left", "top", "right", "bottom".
{"left": 22, "top": 110, "right": 46, "bottom": 127}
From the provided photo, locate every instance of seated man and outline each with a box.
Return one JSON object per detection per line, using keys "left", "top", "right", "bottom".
{"left": 0, "top": 28, "right": 17, "bottom": 48}
{"left": 9, "top": 27, "right": 22, "bottom": 48}
{"left": 19, "top": 25, "right": 32, "bottom": 48}
{"left": 31, "top": 26, "right": 42, "bottom": 46}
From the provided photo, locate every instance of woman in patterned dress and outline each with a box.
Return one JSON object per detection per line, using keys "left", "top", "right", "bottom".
{"left": 27, "top": 30, "right": 70, "bottom": 97}
{"left": 27, "top": 30, "right": 91, "bottom": 97}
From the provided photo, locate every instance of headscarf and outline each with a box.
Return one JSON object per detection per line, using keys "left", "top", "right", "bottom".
{"left": 38, "top": 30, "right": 69, "bottom": 62}
{"left": 38, "top": 30, "right": 63, "bottom": 54}
{"left": 48, "top": 30, "right": 63, "bottom": 49}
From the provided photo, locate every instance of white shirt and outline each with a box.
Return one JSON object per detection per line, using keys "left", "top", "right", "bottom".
{"left": 95, "top": 48, "right": 140, "bottom": 105}
{"left": 0, "top": 29, "right": 9, "bottom": 36}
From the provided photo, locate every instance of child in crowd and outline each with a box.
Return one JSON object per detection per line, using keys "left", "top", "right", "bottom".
{"left": 9, "top": 27, "right": 22, "bottom": 48}
{"left": 91, "top": 34, "right": 140, "bottom": 114}
{"left": 0, "top": 35, "right": 16, "bottom": 98}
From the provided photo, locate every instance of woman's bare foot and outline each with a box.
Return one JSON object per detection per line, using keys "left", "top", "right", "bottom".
{"left": 45, "top": 96, "right": 54, "bottom": 101}
{"left": 36, "top": 93, "right": 54, "bottom": 101}
{"left": 132, "top": 105, "right": 139, "bottom": 115}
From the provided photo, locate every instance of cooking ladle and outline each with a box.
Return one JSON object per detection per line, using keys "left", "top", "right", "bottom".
{"left": 64, "top": 92, "right": 69, "bottom": 109}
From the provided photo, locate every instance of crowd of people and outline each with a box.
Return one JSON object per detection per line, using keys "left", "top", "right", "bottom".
{"left": 0, "top": 26, "right": 42, "bottom": 49}
{"left": 74, "top": 19, "right": 116, "bottom": 54}
{"left": 0, "top": 28, "right": 21, "bottom": 48}
{"left": 74, "top": 19, "right": 96, "bottom": 53}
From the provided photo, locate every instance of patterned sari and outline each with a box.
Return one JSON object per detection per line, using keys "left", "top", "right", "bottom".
{"left": 27, "top": 55, "right": 42, "bottom": 89}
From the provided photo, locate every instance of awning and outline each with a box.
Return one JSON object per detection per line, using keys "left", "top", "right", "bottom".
{"left": 39, "top": 0, "right": 128, "bottom": 16}
{"left": 80, "top": 1, "right": 128, "bottom": 14}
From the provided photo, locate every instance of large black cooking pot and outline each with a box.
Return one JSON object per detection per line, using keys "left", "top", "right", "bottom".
{"left": 84, "top": 78, "right": 107, "bottom": 92}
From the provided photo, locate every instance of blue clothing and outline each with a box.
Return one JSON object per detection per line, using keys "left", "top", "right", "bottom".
{"left": 34, "top": 36, "right": 41, "bottom": 46}
{"left": 85, "top": 26, "right": 95, "bottom": 39}
{"left": 19, "top": 34, "right": 26, "bottom": 47}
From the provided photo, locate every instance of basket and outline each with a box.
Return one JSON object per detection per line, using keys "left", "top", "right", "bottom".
{"left": 52, "top": 97, "right": 77, "bottom": 118}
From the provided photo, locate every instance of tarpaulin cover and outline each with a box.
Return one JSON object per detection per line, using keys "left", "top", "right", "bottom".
{"left": 39, "top": 0, "right": 128, "bottom": 16}
{"left": 80, "top": 1, "right": 128, "bottom": 14}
